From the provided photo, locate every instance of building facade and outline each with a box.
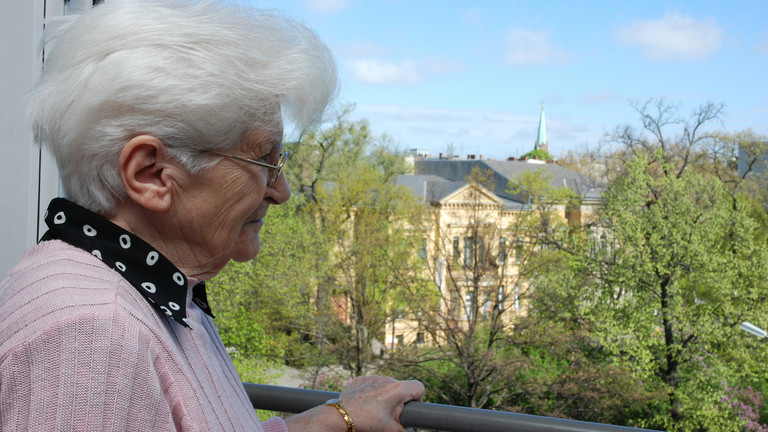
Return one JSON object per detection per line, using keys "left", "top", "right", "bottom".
{"left": 385, "top": 157, "right": 603, "bottom": 350}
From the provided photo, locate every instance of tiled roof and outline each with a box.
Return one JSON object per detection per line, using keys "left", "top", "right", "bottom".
{"left": 395, "top": 175, "right": 464, "bottom": 203}
{"left": 397, "top": 159, "right": 604, "bottom": 207}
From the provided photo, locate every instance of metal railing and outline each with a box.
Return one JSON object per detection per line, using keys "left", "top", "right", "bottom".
{"left": 244, "top": 383, "right": 661, "bottom": 432}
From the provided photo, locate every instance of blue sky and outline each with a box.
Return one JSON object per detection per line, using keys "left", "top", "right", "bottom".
{"left": 251, "top": 0, "right": 767, "bottom": 160}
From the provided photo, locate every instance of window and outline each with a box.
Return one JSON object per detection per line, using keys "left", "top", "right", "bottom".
{"left": 538, "top": 233, "right": 548, "bottom": 251}
{"left": 477, "top": 237, "right": 485, "bottom": 265}
{"left": 498, "top": 285, "right": 505, "bottom": 311}
{"left": 450, "top": 290, "right": 460, "bottom": 317}
{"left": 464, "top": 236, "right": 484, "bottom": 267}
{"left": 482, "top": 290, "right": 492, "bottom": 317}
{"left": 514, "top": 284, "right": 520, "bottom": 310}
{"left": 464, "top": 237, "right": 473, "bottom": 267}
{"left": 465, "top": 291, "right": 476, "bottom": 320}
{"left": 515, "top": 237, "right": 523, "bottom": 264}
{"left": 498, "top": 237, "right": 507, "bottom": 263}
{"left": 416, "top": 332, "right": 425, "bottom": 344}
{"left": 453, "top": 237, "right": 460, "bottom": 262}
{"left": 418, "top": 238, "right": 427, "bottom": 261}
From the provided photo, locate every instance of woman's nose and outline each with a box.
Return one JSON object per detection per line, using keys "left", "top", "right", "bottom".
{"left": 266, "top": 171, "right": 291, "bottom": 205}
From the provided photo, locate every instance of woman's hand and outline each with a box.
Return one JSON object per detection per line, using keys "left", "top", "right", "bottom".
{"left": 337, "top": 375, "right": 424, "bottom": 432}
{"left": 284, "top": 375, "right": 424, "bottom": 432}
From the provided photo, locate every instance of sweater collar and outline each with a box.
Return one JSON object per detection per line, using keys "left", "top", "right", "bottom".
{"left": 40, "top": 197, "right": 215, "bottom": 328}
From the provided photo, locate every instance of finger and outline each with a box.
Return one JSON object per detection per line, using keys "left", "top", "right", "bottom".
{"left": 400, "top": 379, "right": 425, "bottom": 401}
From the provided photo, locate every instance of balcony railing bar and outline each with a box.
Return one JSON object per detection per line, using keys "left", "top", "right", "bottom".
{"left": 244, "top": 383, "right": 661, "bottom": 432}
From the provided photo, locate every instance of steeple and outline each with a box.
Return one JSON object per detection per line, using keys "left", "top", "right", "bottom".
{"left": 534, "top": 103, "right": 548, "bottom": 151}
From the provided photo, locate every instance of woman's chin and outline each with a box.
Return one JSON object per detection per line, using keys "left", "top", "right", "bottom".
{"left": 231, "top": 231, "right": 261, "bottom": 262}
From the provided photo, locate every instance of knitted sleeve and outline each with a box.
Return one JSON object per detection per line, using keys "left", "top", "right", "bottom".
{"left": 1, "top": 242, "right": 273, "bottom": 431}
{"left": 260, "top": 417, "right": 289, "bottom": 432}
{"left": 0, "top": 311, "right": 178, "bottom": 432}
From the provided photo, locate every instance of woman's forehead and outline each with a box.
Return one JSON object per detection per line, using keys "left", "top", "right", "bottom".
{"left": 242, "top": 125, "right": 283, "bottom": 152}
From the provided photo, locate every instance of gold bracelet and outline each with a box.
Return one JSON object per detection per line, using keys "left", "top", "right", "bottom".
{"left": 325, "top": 398, "right": 356, "bottom": 432}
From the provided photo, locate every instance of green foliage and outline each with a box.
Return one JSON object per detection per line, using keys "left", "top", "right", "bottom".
{"left": 515, "top": 100, "right": 768, "bottom": 430}
{"left": 299, "top": 373, "right": 351, "bottom": 392}
{"left": 230, "top": 355, "right": 280, "bottom": 386}
{"left": 286, "top": 104, "right": 431, "bottom": 375}
{"left": 224, "top": 340, "right": 284, "bottom": 421}
{"left": 512, "top": 248, "right": 663, "bottom": 426}
{"left": 570, "top": 153, "right": 768, "bottom": 430}
{"left": 313, "top": 159, "right": 430, "bottom": 375}
{"left": 522, "top": 148, "right": 553, "bottom": 161}
{"left": 507, "top": 168, "right": 581, "bottom": 238}
{"left": 215, "top": 302, "right": 286, "bottom": 360}
{"left": 207, "top": 199, "right": 329, "bottom": 367}
{"left": 203, "top": 99, "right": 768, "bottom": 430}
{"left": 207, "top": 105, "right": 430, "bottom": 381}
{"left": 385, "top": 351, "right": 469, "bottom": 405}
{"left": 511, "top": 340, "right": 661, "bottom": 426}
{"left": 383, "top": 328, "right": 515, "bottom": 409}
{"left": 284, "top": 104, "right": 407, "bottom": 205}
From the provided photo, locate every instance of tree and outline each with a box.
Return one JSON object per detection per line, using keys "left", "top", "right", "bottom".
{"left": 521, "top": 148, "right": 553, "bottom": 162}
{"left": 206, "top": 198, "right": 331, "bottom": 380}
{"left": 537, "top": 100, "right": 768, "bottom": 430}
{"left": 567, "top": 99, "right": 768, "bottom": 196}
{"left": 279, "top": 105, "right": 430, "bottom": 376}
{"left": 703, "top": 129, "right": 768, "bottom": 211}
{"left": 313, "top": 161, "right": 429, "bottom": 376}
{"left": 208, "top": 105, "right": 423, "bottom": 378}
{"left": 284, "top": 104, "right": 385, "bottom": 207}
{"left": 501, "top": 240, "right": 664, "bottom": 426}
{"left": 572, "top": 152, "right": 768, "bottom": 431}
{"left": 601, "top": 99, "right": 723, "bottom": 181}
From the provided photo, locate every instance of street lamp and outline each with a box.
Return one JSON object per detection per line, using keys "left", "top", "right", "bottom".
{"left": 740, "top": 321, "right": 767, "bottom": 339}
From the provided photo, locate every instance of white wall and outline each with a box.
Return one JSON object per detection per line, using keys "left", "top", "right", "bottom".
{"left": 0, "top": 0, "right": 94, "bottom": 276}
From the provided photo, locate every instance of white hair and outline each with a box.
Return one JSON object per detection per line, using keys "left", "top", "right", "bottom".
{"left": 29, "top": 0, "right": 338, "bottom": 214}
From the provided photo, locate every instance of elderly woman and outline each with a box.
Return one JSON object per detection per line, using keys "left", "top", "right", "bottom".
{"left": 0, "top": 1, "right": 423, "bottom": 431}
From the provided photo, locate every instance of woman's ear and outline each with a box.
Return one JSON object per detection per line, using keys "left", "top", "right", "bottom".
{"left": 118, "top": 135, "right": 179, "bottom": 212}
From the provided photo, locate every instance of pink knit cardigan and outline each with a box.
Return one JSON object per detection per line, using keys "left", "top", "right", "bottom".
{"left": 0, "top": 240, "right": 288, "bottom": 432}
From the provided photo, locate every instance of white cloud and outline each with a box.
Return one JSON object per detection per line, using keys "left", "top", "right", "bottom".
{"left": 503, "top": 29, "right": 571, "bottom": 65}
{"left": 338, "top": 42, "right": 390, "bottom": 59}
{"left": 303, "top": 0, "right": 349, "bottom": 14}
{"left": 347, "top": 59, "right": 421, "bottom": 85}
{"left": 617, "top": 12, "right": 723, "bottom": 61}
{"left": 346, "top": 57, "right": 461, "bottom": 86}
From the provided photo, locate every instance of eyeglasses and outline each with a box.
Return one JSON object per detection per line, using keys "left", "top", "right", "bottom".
{"left": 208, "top": 150, "right": 290, "bottom": 188}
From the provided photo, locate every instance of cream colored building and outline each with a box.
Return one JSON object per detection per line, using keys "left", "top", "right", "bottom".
{"left": 385, "top": 156, "right": 603, "bottom": 350}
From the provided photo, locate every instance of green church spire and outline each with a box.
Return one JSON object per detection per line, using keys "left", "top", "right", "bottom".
{"left": 535, "top": 103, "right": 547, "bottom": 151}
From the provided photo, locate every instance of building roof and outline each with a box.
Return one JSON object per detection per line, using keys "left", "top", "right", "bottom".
{"left": 483, "top": 160, "right": 604, "bottom": 201}
{"left": 398, "top": 159, "right": 604, "bottom": 207}
{"left": 395, "top": 174, "right": 529, "bottom": 210}
{"left": 395, "top": 174, "right": 464, "bottom": 203}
